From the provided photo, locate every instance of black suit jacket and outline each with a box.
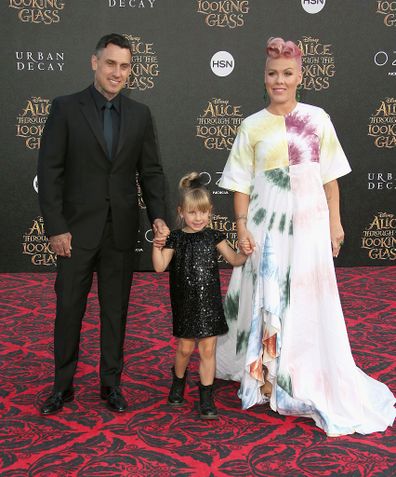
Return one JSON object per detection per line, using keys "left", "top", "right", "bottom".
{"left": 38, "top": 86, "right": 166, "bottom": 250}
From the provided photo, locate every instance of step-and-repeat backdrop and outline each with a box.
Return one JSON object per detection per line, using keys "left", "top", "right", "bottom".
{"left": 1, "top": 0, "right": 395, "bottom": 271}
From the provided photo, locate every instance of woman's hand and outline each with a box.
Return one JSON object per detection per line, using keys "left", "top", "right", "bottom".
{"left": 330, "top": 220, "right": 344, "bottom": 258}
{"left": 238, "top": 228, "right": 256, "bottom": 255}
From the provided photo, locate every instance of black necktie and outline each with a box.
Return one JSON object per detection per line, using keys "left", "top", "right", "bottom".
{"left": 103, "top": 101, "right": 113, "bottom": 160}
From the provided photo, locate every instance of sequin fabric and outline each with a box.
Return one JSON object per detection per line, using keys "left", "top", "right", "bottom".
{"left": 165, "top": 228, "right": 229, "bottom": 339}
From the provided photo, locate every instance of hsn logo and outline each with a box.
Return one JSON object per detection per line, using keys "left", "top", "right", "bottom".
{"left": 210, "top": 51, "right": 235, "bottom": 77}
{"left": 301, "top": 0, "right": 326, "bottom": 14}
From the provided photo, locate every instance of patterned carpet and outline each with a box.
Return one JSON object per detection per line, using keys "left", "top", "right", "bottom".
{"left": 0, "top": 268, "right": 395, "bottom": 477}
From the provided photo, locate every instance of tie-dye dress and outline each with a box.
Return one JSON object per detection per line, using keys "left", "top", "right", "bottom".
{"left": 216, "top": 103, "right": 395, "bottom": 436}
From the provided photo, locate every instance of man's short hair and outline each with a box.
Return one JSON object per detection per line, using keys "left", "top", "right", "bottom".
{"left": 94, "top": 33, "right": 132, "bottom": 57}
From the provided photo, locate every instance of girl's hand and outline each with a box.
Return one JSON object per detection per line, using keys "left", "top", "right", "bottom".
{"left": 153, "top": 233, "right": 167, "bottom": 249}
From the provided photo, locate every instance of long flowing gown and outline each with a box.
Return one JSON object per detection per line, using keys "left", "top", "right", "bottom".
{"left": 216, "top": 103, "right": 395, "bottom": 436}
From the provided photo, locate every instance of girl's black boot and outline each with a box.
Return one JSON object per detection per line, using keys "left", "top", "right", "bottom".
{"left": 198, "top": 382, "right": 219, "bottom": 419}
{"left": 168, "top": 367, "right": 187, "bottom": 406}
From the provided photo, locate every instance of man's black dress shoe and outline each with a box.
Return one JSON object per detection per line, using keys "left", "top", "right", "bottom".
{"left": 100, "top": 386, "right": 127, "bottom": 412}
{"left": 40, "top": 389, "right": 74, "bottom": 415}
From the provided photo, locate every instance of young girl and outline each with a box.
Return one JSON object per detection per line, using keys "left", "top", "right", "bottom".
{"left": 152, "top": 172, "right": 247, "bottom": 419}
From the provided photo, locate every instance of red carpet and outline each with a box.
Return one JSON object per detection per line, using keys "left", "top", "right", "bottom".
{"left": 0, "top": 268, "right": 395, "bottom": 477}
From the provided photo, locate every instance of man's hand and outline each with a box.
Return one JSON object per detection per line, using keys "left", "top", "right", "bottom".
{"left": 49, "top": 232, "right": 72, "bottom": 257}
{"left": 152, "top": 218, "right": 170, "bottom": 248}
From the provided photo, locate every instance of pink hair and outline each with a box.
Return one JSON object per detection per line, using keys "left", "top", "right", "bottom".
{"left": 266, "top": 37, "right": 302, "bottom": 68}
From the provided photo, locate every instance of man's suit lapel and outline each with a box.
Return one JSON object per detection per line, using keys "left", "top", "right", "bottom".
{"left": 78, "top": 88, "right": 108, "bottom": 158}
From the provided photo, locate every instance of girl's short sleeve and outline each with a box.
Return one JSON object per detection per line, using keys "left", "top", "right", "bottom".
{"left": 164, "top": 230, "right": 178, "bottom": 249}
{"left": 319, "top": 112, "right": 351, "bottom": 184}
{"left": 211, "top": 229, "right": 227, "bottom": 245}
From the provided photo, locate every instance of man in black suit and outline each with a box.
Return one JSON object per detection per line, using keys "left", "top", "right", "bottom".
{"left": 37, "top": 33, "right": 169, "bottom": 414}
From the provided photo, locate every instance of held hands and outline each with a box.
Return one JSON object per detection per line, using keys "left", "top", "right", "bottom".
{"left": 238, "top": 229, "right": 256, "bottom": 256}
{"left": 330, "top": 221, "right": 345, "bottom": 258}
{"left": 152, "top": 218, "right": 170, "bottom": 248}
{"left": 49, "top": 232, "right": 72, "bottom": 257}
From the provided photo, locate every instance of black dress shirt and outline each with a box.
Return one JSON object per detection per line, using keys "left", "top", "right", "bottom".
{"left": 90, "top": 84, "right": 122, "bottom": 220}
{"left": 90, "top": 84, "right": 121, "bottom": 159}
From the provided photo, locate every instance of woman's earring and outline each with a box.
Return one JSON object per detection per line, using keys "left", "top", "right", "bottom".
{"left": 296, "top": 86, "right": 302, "bottom": 102}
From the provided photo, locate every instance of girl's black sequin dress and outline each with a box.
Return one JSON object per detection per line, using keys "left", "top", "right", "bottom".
{"left": 164, "top": 228, "right": 229, "bottom": 339}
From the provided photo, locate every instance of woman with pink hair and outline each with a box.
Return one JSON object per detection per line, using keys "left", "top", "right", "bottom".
{"left": 216, "top": 37, "right": 395, "bottom": 436}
